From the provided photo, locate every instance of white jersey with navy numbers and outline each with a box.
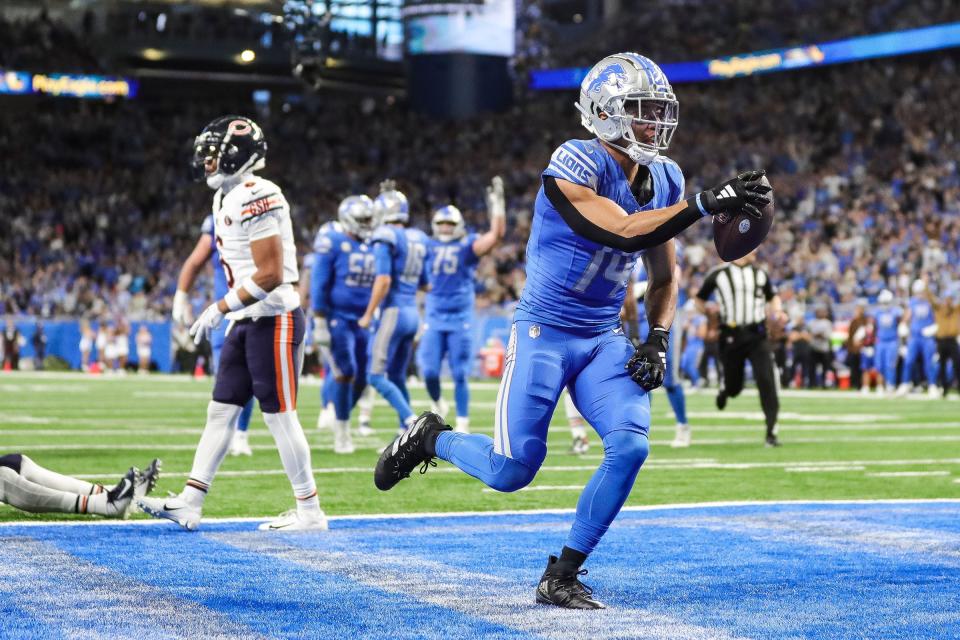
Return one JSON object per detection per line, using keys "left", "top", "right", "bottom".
{"left": 212, "top": 175, "right": 300, "bottom": 319}
{"left": 516, "top": 138, "right": 685, "bottom": 331}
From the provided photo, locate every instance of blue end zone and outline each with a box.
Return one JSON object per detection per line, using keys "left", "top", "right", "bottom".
{"left": 1, "top": 502, "right": 958, "bottom": 639}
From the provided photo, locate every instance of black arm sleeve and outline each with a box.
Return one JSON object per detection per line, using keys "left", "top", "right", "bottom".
{"left": 543, "top": 176, "right": 702, "bottom": 253}
{"left": 696, "top": 268, "right": 719, "bottom": 301}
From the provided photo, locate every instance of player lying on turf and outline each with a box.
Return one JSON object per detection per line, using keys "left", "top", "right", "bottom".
{"left": 0, "top": 454, "right": 159, "bottom": 518}
{"left": 374, "top": 52, "right": 772, "bottom": 609}
{"left": 139, "top": 115, "right": 326, "bottom": 532}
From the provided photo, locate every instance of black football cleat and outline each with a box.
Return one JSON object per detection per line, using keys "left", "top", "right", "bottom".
{"left": 107, "top": 467, "right": 139, "bottom": 518}
{"left": 374, "top": 412, "right": 451, "bottom": 491}
{"left": 765, "top": 434, "right": 782, "bottom": 447}
{"left": 535, "top": 555, "right": 606, "bottom": 610}
{"left": 135, "top": 458, "right": 162, "bottom": 499}
{"left": 715, "top": 390, "right": 727, "bottom": 411}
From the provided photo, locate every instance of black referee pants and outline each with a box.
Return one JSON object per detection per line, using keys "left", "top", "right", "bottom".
{"left": 937, "top": 337, "right": 960, "bottom": 395}
{"left": 719, "top": 326, "right": 779, "bottom": 433}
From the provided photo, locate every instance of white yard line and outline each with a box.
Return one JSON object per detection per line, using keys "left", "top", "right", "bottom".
{"left": 8, "top": 434, "right": 960, "bottom": 451}
{"left": 865, "top": 471, "right": 952, "bottom": 478}
{"left": 3, "top": 498, "right": 960, "bottom": 528}
{"left": 785, "top": 466, "right": 866, "bottom": 473}
{"left": 51, "top": 456, "right": 960, "bottom": 483}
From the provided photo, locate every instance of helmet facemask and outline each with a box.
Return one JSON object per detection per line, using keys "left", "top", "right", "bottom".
{"left": 191, "top": 117, "right": 267, "bottom": 190}
{"left": 608, "top": 94, "right": 678, "bottom": 165}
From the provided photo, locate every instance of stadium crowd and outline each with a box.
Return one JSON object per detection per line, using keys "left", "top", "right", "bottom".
{"left": 2, "top": 11, "right": 960, "bottom": 387}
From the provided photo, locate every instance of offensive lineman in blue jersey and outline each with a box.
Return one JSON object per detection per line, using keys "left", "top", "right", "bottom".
{"left": 899, "top": 279, "right": 939, "bottom": 396}
{"left": 173, "top": 214, "right": 256, "bottom": 456}
{"left": 358, "top": 181, "right": 430, "bottom": 431}
{"left": 373, "top": 53, "right": 772, "bottom": 608}
{"left": 310, "top": 196, "right": 378, "bottom": 454}
{"left": 419, "top": 180, "right": 507, "bottom": 433}
{"left": 873, "top": 289, "right": 903, "bottom": 394}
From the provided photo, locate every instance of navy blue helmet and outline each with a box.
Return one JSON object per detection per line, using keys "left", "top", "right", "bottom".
{"left": 191, "top": 115, "right": 267, "bottom": 188}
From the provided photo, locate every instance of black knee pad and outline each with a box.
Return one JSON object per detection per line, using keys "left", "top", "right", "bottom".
{"left": 0, "top": 453, "right": 23, "bottom": 474}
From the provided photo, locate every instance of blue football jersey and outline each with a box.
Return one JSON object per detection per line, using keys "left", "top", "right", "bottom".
{"left": 516, "top": 138, "right": 685, "bottom": 331}
{"left": 908, "top": 296, "right": 934, "bottom": 336}
{"left": 372, "top": 225, "right": 429, "bottom": 309}
{"left": 425, "top": 233, "right": 479, "bottom": 323}
{"left": 874, "top": 307, "right": 902, "bottom": 342}
{"left": 202, "top": 214, "right": 230, "bottom": 298}
{"left": 310, "top": 226, "right": 375, "bottom": 320}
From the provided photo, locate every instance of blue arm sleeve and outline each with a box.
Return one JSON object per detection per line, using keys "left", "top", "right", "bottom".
{"left": 310, "top": 250, "right": 334, "bottom": 315}
{"left": 463, "top": 234, "right": 480, "bottom": 267}
{"left": 374, "top": 242, "right": 393, "bottom": 276}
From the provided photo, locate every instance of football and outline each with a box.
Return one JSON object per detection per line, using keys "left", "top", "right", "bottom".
{"left": 712, "top": 174, "right": 775, "bottom": 261}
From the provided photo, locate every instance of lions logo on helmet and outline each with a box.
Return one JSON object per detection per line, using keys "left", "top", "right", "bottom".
{"left": 374, "top": 179, "right": 410, "bottom": 224}
{"left": 338, "top": 195, "right": 377, "bottom": 241}
{"left": 431, "top": 205, "right": 465, "bottom": 242}
{"left": 191, "top": 115, "right": 267, "bottom": 190}
{"left": 575, "top": 52, "right": 678, "bottom": 166}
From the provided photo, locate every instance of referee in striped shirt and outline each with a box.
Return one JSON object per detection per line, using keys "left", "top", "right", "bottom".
{"left": 695, "top": 251, "right": 785, "bottom": 447}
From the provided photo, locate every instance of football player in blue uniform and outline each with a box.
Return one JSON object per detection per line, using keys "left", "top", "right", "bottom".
{"left": 173, "top": 214, "right": 256, "bottom": 456}
{"left": 420, "top": 179, "right": 507, "bottom": 433}
{"left": 311, "top": 196, "right": 379, "bottom": 453}
{"left": 873, "top": 289, "right": 902, "bottom": 395}
{"left": 899, "top": 279, "right": 939, "bottom": 396}
{"left": 358, "top": 181, "right": 430, "bottom": 431}
{"left": 373, "top": 52, "right": 771, "bottom": 608}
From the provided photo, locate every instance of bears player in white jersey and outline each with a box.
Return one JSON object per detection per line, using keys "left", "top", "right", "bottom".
{"left": 139, "top": 115, "right": 326, "bottom": 532}
{"left": 374, "top": 53, "right": 771, "bottom": 608}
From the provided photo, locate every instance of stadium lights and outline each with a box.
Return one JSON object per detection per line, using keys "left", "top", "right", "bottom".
{"left": 239, "top": 49, "right": 257, "bottom": 63}
{"left": 142, "top": 48, "right": 167, "bottom": 61}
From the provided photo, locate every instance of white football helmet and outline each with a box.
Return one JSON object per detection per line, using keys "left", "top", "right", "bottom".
{"left": 431, "top": 205, "right": 465, "bottom": 242}
{"left": 337, "top": 195, "right": 377, "bottom": 241}
{"left": 575, "top": 52, "right": 678, "bottom": 166}
{"left": 374, "top": 179, "right": 409, "bottom": 224}
{"left": 878, "top": 289, "right": 894, "bottom": 306}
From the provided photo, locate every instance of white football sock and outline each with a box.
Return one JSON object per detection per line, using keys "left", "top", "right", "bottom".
{"left": 358, "top": 387, "right": 374, "bottom": 421}
{"left": 570, "top": 425, "right": 588, "bottom": 440}
{"left": 263, "top": 410, "right": 320, "bottom": 514}
{"left": 183, "top": 401, "right": 242, "bottom": 509}
{"left": 455, "top": 416, "right": 470, "bottom": 433}
{"left": 19, "top": 455, "right": 103, "bottom": 495}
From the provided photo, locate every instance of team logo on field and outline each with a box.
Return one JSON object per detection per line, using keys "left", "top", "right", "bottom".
{"left": 738, "top": 219, "right": 751, "bottom": 234}
{"left": 528, "top": 325, "right": 540, "bottom": 339}
{"left": 224, "top": 216, "right": 232, "bottom": 226}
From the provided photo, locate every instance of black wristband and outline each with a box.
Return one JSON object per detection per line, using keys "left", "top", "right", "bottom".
{"left": 647, "top": 326, "right": 670, "bottom": 351}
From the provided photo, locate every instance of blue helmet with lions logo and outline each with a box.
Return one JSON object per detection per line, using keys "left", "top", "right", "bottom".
{"left": 575, "top": 53, "right": 678, "bottom": 166}
{"left": 191, "top": 115, "right": 267, "bottom": 189}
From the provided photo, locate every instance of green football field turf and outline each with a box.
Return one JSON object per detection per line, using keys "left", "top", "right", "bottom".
{"left": 1, "top": 372, "right": 957, "bottom": 522}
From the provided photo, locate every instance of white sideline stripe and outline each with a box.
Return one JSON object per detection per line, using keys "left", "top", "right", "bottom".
{"left": 683, "top": 411, "right": 903, "bottom": 423}
{"left": 785, "top": 466, "right": 866, "bottom": 473}
{"left": 481, "top": 485, "right": 583, "bottom": 493}
{"left": 213, "top": 534, "right": 749, "bottom": 640}
{"left": 0, "top": 537, "right": 266, "bottom": 639}
{"left": 3, "top": 498, "right": 960, "bottom": 528}
{"left": 865, "top": 471, "right": 952, "bottom": 478}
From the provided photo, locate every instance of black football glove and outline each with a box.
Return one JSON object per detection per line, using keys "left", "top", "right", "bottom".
{"left": 693, "top": 170, "right": 772, "bottom": 219}
{"left": 625, "top": 326, "right": 669, "bottom": 391}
